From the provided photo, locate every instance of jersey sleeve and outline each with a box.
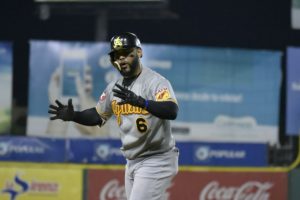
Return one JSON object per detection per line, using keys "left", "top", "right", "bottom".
{"left": 151, "top": 77, "right": 177, "bottom": 104}
{"left": 95, "top": 83, "right": 114, "bottom": 126}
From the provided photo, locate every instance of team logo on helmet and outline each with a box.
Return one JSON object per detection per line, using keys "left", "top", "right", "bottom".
{"left": 113, "top": 37, "right": 123, "bottom": 49}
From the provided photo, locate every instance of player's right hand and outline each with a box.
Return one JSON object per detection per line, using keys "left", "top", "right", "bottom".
{"left": 48, "top": 99, "right": 75, "bottom": 121}
{"left": 112, "top": 83, "right": 146, "bottom": 108}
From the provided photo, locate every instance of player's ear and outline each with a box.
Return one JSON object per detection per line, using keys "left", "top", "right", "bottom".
{"left": 137, "top": 48, "right": 143, "bottom": 58}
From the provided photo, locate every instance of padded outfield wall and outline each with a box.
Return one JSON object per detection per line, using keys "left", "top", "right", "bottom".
{"left": 0, "top": 162, "right": 293, "bottom": 200}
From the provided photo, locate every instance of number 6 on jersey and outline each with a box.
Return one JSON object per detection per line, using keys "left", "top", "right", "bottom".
{"left": 136, "top": 117, "right": 148, "bottom": 133}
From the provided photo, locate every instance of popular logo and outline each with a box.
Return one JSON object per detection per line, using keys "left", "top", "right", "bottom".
{"left": 0, "top": 142, "right": 9, "bottom": 156}
{"left": 195, "top": 146, "right": 210, "bottom": 161}
{"left": 96, "top": 144, "right": 110, "bottom": 160}
{"left": 195, "top": 146, "right": 246, "bottom": 162}
{"left": 95, "top": 144, "right": 123, "bottom": 161}
{"left": 0, "top": 142, "right": 45, "bottom": 156}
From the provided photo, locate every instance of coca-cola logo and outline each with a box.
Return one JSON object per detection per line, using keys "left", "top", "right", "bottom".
{"left": 199, "top": 181, "right": 273, "bottom": 200}
{"left": 99, "top": 179, "right": 126, "bottom": 200}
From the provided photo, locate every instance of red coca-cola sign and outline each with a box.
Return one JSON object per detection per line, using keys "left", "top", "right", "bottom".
{"left": 87, "top": 169, "right": 126, "bottom": 200}
{"left": 169, "top": 171, "right": 287, "bottom": 200}
{"left": 199, "top": 180, "right": 273, "bottom": 200}
{"left": 86, "top": 169, "right": 287, "bottom": 200}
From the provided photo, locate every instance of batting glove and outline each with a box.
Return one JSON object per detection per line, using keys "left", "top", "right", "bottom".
{"left": 112, "top": 83, "right": 146, "bottom": 108}
{"left": 48, "top": 99, "right": 75, "bottom": 121}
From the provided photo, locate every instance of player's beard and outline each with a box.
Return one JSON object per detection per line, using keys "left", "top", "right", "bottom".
{"left": 120, "top": 55, "right": 140, "bottom": 78}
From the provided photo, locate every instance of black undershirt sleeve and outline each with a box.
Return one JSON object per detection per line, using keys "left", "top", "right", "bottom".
{"left": 73, "top": 107, "right": 103, "bottom": 126}
{"left": 72, "top": 101, "right": 177, "bottom": 125}
{"left": 145, "top": 100, "right": 178, "bottom": 120}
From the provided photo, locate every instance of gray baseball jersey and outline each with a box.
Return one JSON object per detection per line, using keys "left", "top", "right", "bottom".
{"left": 96, "top": 66, "right": 177, "bottom": 160}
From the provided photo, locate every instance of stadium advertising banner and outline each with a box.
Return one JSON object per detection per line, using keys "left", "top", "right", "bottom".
{"left": 286, "top": 47, "right": 300, "bottom": 135}
{"left": 86, "top": 169, "right": 126, "bottom": 200}
{"left": 27, "top": 41, "right": 281, "bottom": 144}
{"left": 0, "top": 42, "right": 12, "bottom": 135}
{"left": 0, "top": 136, "right": 266, "bottom": 166}
{"left": 67, "top": 138, "right": 125, "bottom": 164}
{"left": 177, "top": 141, "right": 267, "bottom": 166}
{"left": 170, "top": 171, "right": 287, "bottom": 200}
{"left": 67, "top": 139, "right": 267, "bottom": 166}
{"left": 0, "top": 136, "right": 65, "bottom": 162}
{"left": 86, "top": 169, "right": 287, "bottom": 200}
{"left": 0, "top": 167, "right": 83, "bottom": 200}
{"left": 27, "top": 41, "right": 120, "bottom": 139}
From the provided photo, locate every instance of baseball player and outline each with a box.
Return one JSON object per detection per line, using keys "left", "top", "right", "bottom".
{"left": 48, "top": 32, "right": 179, "bottom": 200}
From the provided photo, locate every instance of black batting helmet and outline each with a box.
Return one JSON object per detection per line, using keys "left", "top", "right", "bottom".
{"left": 108, "top": 32, "right": 142, "bottom": 56}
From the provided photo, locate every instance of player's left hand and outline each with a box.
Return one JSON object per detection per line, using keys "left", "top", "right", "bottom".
{"left": 113, "top": 83, "right": 146, "bottom": 108}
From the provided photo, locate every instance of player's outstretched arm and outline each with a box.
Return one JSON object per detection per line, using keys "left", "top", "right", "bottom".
{"left": 112, "top": 84, "right": 178, "bottom": 120}
{"left": 48, "top": 99, "right": 103, "bottom": 126}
